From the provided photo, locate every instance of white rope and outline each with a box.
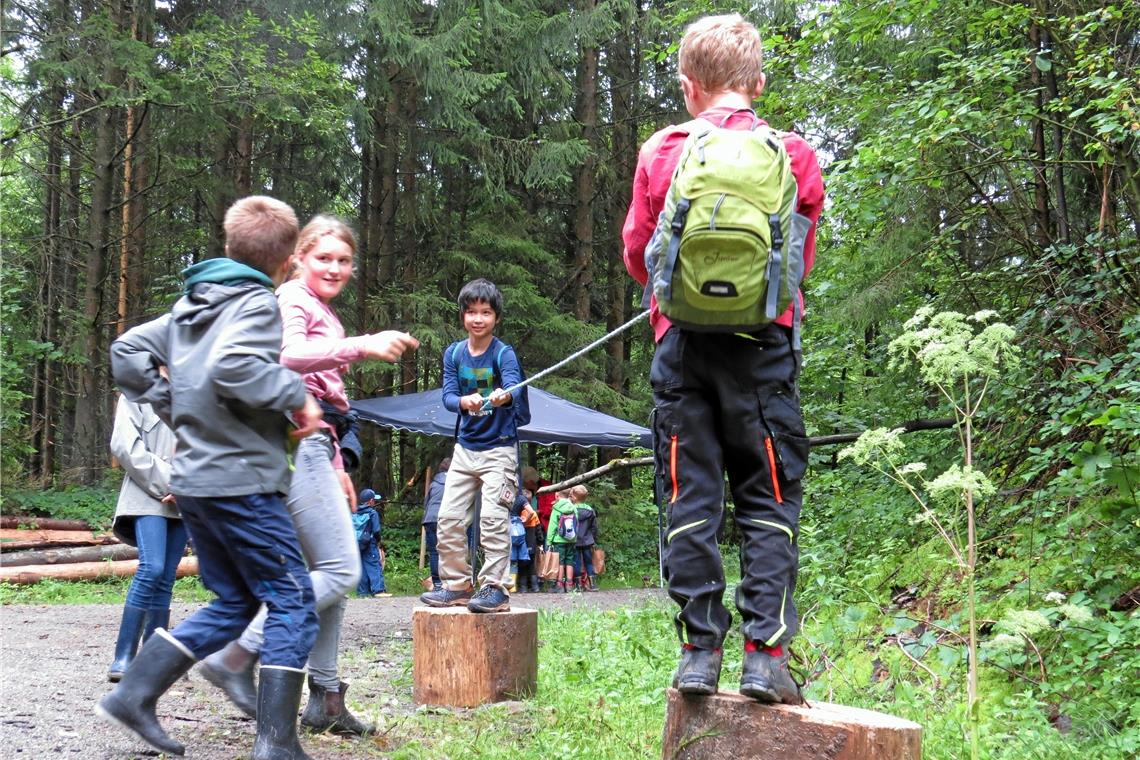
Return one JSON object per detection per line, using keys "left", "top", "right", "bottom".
{"left": 482, "top": 309, "right": 651, "bottom": 409}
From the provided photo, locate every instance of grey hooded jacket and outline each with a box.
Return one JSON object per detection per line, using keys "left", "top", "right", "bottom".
{"left": 109, "top": 395, "right": 179, "bottom": 545}
{"left": 110, "top": 280, "right": 307, "bottom": 497}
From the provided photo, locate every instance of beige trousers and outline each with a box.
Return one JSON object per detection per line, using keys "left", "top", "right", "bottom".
{"left": 436, "top": 443, "right": 518, "bottom": 590}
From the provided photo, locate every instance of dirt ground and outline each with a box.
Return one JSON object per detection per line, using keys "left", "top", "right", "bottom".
{"left": 0, "top": 588, "right": 666, "bottom": 759}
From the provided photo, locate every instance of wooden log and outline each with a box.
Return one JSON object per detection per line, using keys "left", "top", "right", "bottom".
{"left": 0, "top": 516, "right": 93, "bottom": 531}
{"left": 0, "top": 556, "right": 198, "bottom": 585}
{"left": 661, "top": 689, "right": 921, "bottom": 760}
{"left": 1, "top": 543, "right": 139, "bottom": 567}
{"left": 0, "top": 529, "right": 120, "bottom": 551}
{"left": 412, "top": 605, "right": 537, "bottom": 707}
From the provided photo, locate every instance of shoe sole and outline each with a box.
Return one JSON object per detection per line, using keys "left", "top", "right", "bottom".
{"left": 467, "top": 602, "right": 510, "bottom": 613}
{"left": 95, "top": 701, "right": 186, "bottom": 756}
{"left": 676, "top": 681, "right": 718, "bottom": 696}
{"left": 419, "top": 595, "right": 472, "bottom": 608}
{"left": 740, "top": 681, "right": 801, "bottom": 704}
{"left": 739, "top": 682, "right": 778, "bottom": 702}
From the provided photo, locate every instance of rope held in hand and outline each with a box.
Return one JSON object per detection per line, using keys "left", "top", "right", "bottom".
{"left": 481, "top": 309, "right": 651, "bottom": 410}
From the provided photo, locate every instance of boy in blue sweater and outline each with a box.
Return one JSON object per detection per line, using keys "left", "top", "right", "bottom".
{"left": 420, "top": 279, "right": 524, "bottom": 613}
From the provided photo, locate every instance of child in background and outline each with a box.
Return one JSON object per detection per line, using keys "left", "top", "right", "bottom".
{"left": 421, "top": 457, "right": 450, "bottom": 592}
{"left": 355, "top": 489, "right": 390, "bottom": 598}
{"left": 573, "top": 489, "right": 599, "bottom": 592}
{"left": 507, "top": 493, "right": 530, "bottom": 592}
{"left": 622, "top": 14, "right": 824, "bottom": 703}
{"left": 420, "top": 278, "right": 527, "bottom": 614}
{"left": 102, "top": 196, "right": 322, "bottom": 758}
{"left": 545, "top": 488, "right": 577, "bottom": 593}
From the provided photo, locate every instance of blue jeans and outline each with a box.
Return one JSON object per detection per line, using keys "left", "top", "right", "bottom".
{"left": 424, "top": 522, "right": 440, "bottom": 586}
{"left": 170, "top": 493, "right": 317, "bottom": 668}
{"left": 574, "top": 545, "right": 596, "bottom": 578}
{"left": 124, "top": 516, "right": 188, "bottom": 611}
{"left": 356, "top": 542, "right": 386, "bottom": 595}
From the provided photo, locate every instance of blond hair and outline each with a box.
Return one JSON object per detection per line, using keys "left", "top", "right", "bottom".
{"left": 678, "top": 14, "right": 763, "bottom": 94}
{"left": 295, "top": 214, "right": 358, "bottom": 259}
{"left": 570, "top": 485, "right": 589, "bottom": 501}
{"left": 223, "top": 196, "right": 299, "bottom": 275}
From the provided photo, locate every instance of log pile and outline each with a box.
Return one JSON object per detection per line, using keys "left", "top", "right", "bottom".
{"left": 0, "top": 515, "right": 197, "bottom": 585}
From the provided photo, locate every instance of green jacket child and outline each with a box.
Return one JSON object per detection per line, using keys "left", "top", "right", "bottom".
{"left": 546, "top": 496, "right": 576, "bottom": 545}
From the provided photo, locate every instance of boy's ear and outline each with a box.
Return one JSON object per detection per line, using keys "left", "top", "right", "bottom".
{"left": 679, "top": 73, "right": 698, "bottom": 103}
{"left": 752, "top": 73, "right": 767, "bottom": 100}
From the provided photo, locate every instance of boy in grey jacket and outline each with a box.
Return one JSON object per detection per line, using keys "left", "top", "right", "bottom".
{"left": 97, "top": 196, "right": 323, "bottom": 760}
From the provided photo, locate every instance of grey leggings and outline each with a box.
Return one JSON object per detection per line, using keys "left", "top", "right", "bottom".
{"left": 238, "top": 432, "right": 361, "bottom": 689}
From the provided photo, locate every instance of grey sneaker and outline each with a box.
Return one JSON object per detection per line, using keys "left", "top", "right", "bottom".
{"left": 419, "top": 585, "right": 474, "bottom": 607}
{"left": 740, "top": 645, "right": 803, "bottom": 704}
{"left": 467, "top": 585, "right": 510, "bottom": 613}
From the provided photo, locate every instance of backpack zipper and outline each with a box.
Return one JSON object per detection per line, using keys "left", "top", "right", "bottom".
{"left": 709, "top": 193, "right": 727, "bottom": 230}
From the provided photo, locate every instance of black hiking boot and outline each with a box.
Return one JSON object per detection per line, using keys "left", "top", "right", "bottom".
{"left": 740, "top": 644, "right": 803, "bottom": 705}
{"left": 671, "top": 646, "right": 722, "bottom": 696}
{"left": 95, "top": 629, "right": 195, "bottom": 756}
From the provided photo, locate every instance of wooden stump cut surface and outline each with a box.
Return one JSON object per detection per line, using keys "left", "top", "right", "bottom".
{"left": 662, "top": 689, "right": 921, "bottom": 760}
{"left": 412, "top": 605, "right": 537, "bottom": 708}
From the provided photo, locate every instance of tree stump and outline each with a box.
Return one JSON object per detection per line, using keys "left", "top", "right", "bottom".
{"left": 412, "top": 606, "right": 537, "bottom": 707}
{"left": 662, "top": 689, "right": 921, "bottom": 760}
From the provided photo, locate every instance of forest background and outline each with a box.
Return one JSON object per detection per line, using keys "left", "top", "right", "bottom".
{"left": 1, "top": 0, "right": 1137, "bottom": 758}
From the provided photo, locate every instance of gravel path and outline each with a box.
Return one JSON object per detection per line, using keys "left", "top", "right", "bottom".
{"left": 1, "top": 588, "right": 667, "bottom": 759}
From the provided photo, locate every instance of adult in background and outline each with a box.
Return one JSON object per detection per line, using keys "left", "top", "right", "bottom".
{"left": 355, "top": 489, "right": 390, "bottom": 598}
{"left": 422, "top": 458, "right": 450, "bottom": 592}
{"left": 106, "top": 393, "right": 188, "bottom": 682}
{"left": 523, "top": 466, "right": 555, "bottom": 535}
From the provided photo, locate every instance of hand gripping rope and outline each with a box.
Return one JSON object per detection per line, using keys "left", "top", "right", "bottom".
{"left": 480, "top": 309, "right": 651, "bottom": 411}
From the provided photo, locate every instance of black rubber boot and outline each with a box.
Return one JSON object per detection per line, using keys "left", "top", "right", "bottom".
{"left": 198, "top": 640, "right": 258, "bottom": 718}
{"left": 143, "top": 608, "right": 170, "bottom": 644}
{"left": 252, "top": 666, "right": 312, "bottom": 760}
{"left": 671, "top": 647, "right": 722, "bottom": 695}
{"left": 300, "top": 678, "right": 373, "bottom": 735}
{"left": 95, "top": 629, "right": 195, "bottom": 756}
{"left": 107, "top": 605, "right": 147, "bottom": 683}
{"left": 741, "top": 646, "right": 803, "bottom": 704}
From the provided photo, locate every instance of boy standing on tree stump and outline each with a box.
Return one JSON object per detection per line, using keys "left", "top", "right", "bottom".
{"left": 623, "top": 14, "right": 824, "bottom": 702}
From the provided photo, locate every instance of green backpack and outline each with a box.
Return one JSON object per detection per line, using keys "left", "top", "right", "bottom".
{"left": 643, "top": 114, "right": 812, "bottom": 338}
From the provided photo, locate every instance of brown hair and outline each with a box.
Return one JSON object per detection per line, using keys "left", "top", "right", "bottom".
{"left": 223, "top": 196, "right": 299, "bottom": 275}
{"left": 295, "top": 214, "right": 358, "bottom": 259}
{"left": 678, "top": 13, "right": 763, "bottom": 95}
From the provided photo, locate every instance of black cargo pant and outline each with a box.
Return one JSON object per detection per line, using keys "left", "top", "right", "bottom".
{"left": 651, "top": 325, "right": 809, "bottom": 650}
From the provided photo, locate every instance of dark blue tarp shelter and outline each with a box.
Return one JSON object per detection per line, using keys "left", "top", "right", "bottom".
{"left": 351, "top": 386, "right": 652, "bottom": 449}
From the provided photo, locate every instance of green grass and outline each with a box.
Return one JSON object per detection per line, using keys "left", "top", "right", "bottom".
{"left": 0, "top": 575, "right": 214, "bottom": 605}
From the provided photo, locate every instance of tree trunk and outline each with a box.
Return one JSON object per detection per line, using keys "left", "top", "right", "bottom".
{"left": 1, "top": 543, "right": 139, "bottom": 567}
{"left": 0, "top": 556, "right": 198, "bottom": 585}
{"left": 73, "top": 9, "right": 125, "bottom": 482}
{"left": 571, "top": 6, "right": 599, "bottom": 322}
{"left": 1028, "top": 21, "right": 1051, "bottom": 246}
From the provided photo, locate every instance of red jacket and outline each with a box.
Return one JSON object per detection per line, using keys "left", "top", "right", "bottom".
{"left": 622, "top": 107, "right": 825, "bottom": 343}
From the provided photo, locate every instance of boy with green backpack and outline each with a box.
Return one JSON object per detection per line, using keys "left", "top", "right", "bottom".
{"left": 623, "top": 14, "right": 825, "bottom": 704}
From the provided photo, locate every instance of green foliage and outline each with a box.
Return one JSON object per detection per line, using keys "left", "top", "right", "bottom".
{"left": 4, "top": 481, "right": 120, "bottom": 530}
